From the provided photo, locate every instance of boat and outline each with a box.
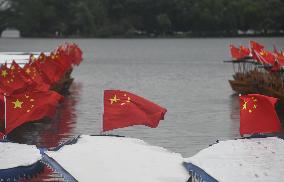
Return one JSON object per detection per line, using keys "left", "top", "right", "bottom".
{"left": 0, "top": 43, "right": 83, "bottom": 137}
{"left": 184, "top": 136, "right": 284, "bottom": 182}
{"left": 226, "top": 42, "right": 284, "bottom": 102}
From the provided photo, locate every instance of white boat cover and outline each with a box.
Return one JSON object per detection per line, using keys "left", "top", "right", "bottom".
{"left": 46, "top": 135, "right": 189, "bottom": 182}
{"left": 0, "top": 142, "right": 41, "bottom": 170}
{"left": 184, "top": 137, "right": 284, "bottom": 182}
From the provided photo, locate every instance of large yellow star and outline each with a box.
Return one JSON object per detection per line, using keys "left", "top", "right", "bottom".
{"left": 109, "top": 95, "right": 120, "bottom": 104}
{"left": 12, "top": 99, "right": 23, "bottom": 109}
{"left": 1, "top": 70, "right": 8, "bottom": 78}
{"left": 242, "top": 101, "right": 248, "bottom": 110}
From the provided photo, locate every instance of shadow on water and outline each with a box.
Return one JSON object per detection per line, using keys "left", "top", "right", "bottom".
{"left": 8, "top": 82, "right": 81, "bottom": 148}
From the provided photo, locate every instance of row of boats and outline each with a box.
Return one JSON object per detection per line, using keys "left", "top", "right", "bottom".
{"left": 226, "top": 41, "right": 284, "bottom": 104}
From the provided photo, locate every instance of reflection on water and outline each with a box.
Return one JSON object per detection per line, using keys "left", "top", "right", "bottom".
{"left": 8, "top": 82, "right": 81, "bottom": 148}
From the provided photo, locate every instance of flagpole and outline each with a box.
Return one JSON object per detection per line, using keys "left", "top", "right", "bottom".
{"left": 100, "top": 89, "right": 104, "bottom": 135}
{"left": 4, "top": 93, "right": 7, "bottom": 135}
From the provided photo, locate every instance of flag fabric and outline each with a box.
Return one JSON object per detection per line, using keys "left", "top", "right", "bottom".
{"left": 23, "top": 63, "right": 51, "bottom": 91}
{"left": 250, "top": 41, "right": 264, "bottom": 51}
{"left": 258, "top": 50, "right": 275, "bottom": 64}
{"left": 0, "top": 132, "right": 4, "bottom": 140}
{"left": 67, "top": 43, "right": 83, "bottom": 65}
{"left": 0, "top": 63, "right": 34, "bottom": 95}
{"left": 33, "top": 53, "right": 66, "bottom": 84}
{"left": 103, "top": 90, "right": 167, "bottom": 132}
{"left": 239, "top": 45, "right": 250, "bottom": 57}
{"left": 230, "top": 45, "right": 242, "bottom": 60}
{"left": 2, "top": 90, "right": 63, "bottom": 134}
{"left": 239, "top": 94, "right": 282, "bottom": 135}
{"left": 250, "top": 41, "right": 265, "bottom": 61}
{"left": 0, "top": 42, "right": 83, "bottom": 135}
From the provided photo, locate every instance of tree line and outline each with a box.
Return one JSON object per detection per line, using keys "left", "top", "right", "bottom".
{"left": 1, "top": 0, "right": 284, "bottom": 37}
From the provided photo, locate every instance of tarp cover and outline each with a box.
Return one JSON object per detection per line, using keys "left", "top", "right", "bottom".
{"left": 184, "top": 137, "right": 284, "bottom": 182}
{"left": 46, "top": 135, "right": 188, "bottom": 182}
{"left": 0, "top": 141, "right": 41, "bottom": 170}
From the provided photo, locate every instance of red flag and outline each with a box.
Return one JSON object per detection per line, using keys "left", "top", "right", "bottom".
{"left": 230, "top": 45, "right": 242, "bottom": 60}
{"left": 33, "top": 53, "right": 65, "bottom": 84}
{"left": 1, "top": 90, "right": 63, "bottom": 134}
{"left": 239, "top": 45, "right": 250, "bottom": 57}
{"left": 250, "top": 41, "right": 265, "bottom": 61}
{"left": 23, "top": 63, "right": 51, "bottom": 91}
{"left": 250, "top": 41, "right": 264, "bottom": 51}
{"left": 0, "top": 132, "right": 4, "bottom": 140}
{"left": 239, "top": 94, "right": 281, "bottom": 135}
{"left": 0, "top": 64, "right": 34, "bottom": 94}
{"left": 103, "top": 90, "right": 167, "bottom": 132}
{"left": 255, "top": 49, "right": 276, "bottom": 65}
{"left": 67, "top": 43, "right": 83, "bottom": 65}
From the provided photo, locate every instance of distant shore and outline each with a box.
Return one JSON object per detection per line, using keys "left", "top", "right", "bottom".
{"left": 2, "top": 34, "right": 284, "bottom": 39}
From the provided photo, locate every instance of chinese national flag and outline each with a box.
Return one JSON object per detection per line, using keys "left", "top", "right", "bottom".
{"left": 239, "top": 45, "right": 250, "bottom": 57}
{"left": 250, "top": 41, "right": 264, "bottom": 51}
{"left": 239, "top": 94, "right": 282, "bottom": 135}
{"left": 33, "top": 53, "right": 65, "bottom": 84}
{"left": 0, "top": 63, "right": 34, "bottom": 95}
{"left": 250, "top": 41, "right": 265, "bottom": 61}
{"left": 2, "top": 90, "right": 63, "bottom": 134}
{"left": 230, "top": 45, "right": 242, "bottom": 60}
{"left": 67, "top": 43, "right": 83, "bottom": 65}
{"left": 24, "top": 62, "right": 51, "bottom": 91}
{"left": 103, "top": 90, "right": 167, "bottom": 132}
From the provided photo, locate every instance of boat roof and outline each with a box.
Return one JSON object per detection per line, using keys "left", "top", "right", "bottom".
{"left": 184, "top": 136, "right": 284, "bottom": 182}
{"left": 0, "top": 52, "right": 48, "bottom": 66}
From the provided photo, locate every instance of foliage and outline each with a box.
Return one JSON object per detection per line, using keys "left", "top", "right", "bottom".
{"left": 1, "top": 0, "right": 284, "bottom": 37}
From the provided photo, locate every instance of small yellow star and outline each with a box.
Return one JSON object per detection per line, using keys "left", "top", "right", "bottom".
{"left": 25, "top": 68, "right": 31, "bottom": 74}
{"left": 12, "top": 99, "right": 23, "bottom": 109}
{"left": 126, "top": 97, "right": 131, "bottom": 102}
{"left": 10, "top": 65, "right": 15, "bottom": 70}
{"left": 109, "top": 95, "right": 120, "bottom": 104}
{"left": 1, "top": 70, "right": 8, "bottom": 78}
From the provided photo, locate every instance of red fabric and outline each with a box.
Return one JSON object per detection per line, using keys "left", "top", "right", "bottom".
{"left": 50, "top": 51, "right": 72, "bottom": 71}
{"left": 0, "top": 132, "right": 4, "bottom": 140}
{"left": 34, "top": 53, "right": 65, "bottom": 84}
{"left": 23, "top": 63, "right": 51, "bottom": 91}
{"left": 239, "top": 94, "right": 281, "bottom": 135}
{"left": 0, "top": 64, "right": 34, "bottom": 95}
{"left": 230, "top": 45, "right": 242, "bottom": 60}
{"left": 253, "top": 49, "right": 275, "bottom": 65}
{"left": 250, "top": 41, "right": 264, "bottom": 51}
{"left": 67, "top": 44, "right": 83, "bottom": 65}
{"left": 3, "top": 90, "right": 63, "bottom": 134}
{"left": 250, "top": 41, "right": 265, "bottom": 61}
{"left": 239, "top": 45, "right": 250, "bottom": 57}
{"left": 103, "top": 90, "right": 167, "bottom": 132}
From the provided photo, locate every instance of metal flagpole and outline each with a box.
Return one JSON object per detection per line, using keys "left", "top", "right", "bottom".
{"left": 100, "top": 89, "right": 104, "bottom": 135}
{"left": 4, "top": 93, "right": 7, "bottom": 138}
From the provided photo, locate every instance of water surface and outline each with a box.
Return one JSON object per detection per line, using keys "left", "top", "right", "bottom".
{"left": 1, "top": 37, "right": 284, "bottom": 180}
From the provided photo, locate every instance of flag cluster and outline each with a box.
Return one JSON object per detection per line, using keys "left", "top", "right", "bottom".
{"left": 230, "top": 41, "right": 284, "bottom": 71}
{"left": 0, "top": 43, "right": 83, "bottom": 137}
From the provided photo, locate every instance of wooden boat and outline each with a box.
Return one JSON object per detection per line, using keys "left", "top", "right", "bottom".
{"left": 228, "top": 79, "right": 255, "bottom": 94}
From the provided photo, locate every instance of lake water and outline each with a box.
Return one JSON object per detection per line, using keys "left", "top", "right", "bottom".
{"left": 1, "top": 37, "right": 284, "bottom": 181}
